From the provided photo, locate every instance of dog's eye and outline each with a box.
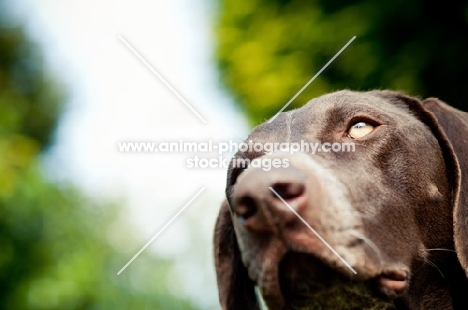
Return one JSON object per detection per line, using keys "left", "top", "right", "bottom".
{"left": 347, "top": 122, "right": 374, "bottom": 139}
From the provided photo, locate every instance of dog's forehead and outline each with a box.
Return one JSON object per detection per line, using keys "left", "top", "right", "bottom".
{"left": 249, "top": 90, "right": 402, "bottom": 142}
{"left": 303, "top": 90, "right": 397, "bottom": 115}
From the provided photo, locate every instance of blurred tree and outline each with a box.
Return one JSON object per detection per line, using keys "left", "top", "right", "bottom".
{"left": 215, "top": 0, "right": 468, "bottom": 124}
{"left": 0, "top": 2, "right": 197, "bottom": 309}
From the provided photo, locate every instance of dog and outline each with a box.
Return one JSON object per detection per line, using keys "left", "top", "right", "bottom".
{"left": 214, "top": 90, "right": 468, "bottom": 309}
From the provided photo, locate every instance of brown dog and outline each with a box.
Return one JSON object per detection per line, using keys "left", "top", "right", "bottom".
{"left": 214, "top": 90, "right": 468, "bottom": 309}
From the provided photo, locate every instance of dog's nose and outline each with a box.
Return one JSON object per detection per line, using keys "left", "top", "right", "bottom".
{"left": 232, "top": 165, "right": 307, "bottom": 231}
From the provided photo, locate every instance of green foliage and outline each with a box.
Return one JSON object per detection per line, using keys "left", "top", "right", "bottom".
{"left": 216, "top": 0, "right": 468, "bottom": 123}
{"left": 0, "top": 163, "right": 198, "bottom": 310}
{"left": 0, "top": 2, "right": 198, "bottom": 309}
{"left": 0, "top": 24, "right": 62, "bottom": 150}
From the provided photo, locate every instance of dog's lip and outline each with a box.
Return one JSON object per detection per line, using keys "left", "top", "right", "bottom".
{"left": 377, "top": 269, "right": 408, "bottom": 293}
{"left": 277, "top": 251, "right": 410, "bottom": 303}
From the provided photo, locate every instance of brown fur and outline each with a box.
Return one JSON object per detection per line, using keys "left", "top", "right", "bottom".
{"left": 214, "top": 90, "right": 468, "bottom": 309}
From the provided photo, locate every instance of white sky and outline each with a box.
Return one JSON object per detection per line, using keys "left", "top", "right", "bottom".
{"left": 8, "top": 0, "right": 249, "bottom": 308}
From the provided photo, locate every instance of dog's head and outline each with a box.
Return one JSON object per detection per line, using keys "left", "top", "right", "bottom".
{"left": 214, "top": 90, "right": 468, "bottom": 310}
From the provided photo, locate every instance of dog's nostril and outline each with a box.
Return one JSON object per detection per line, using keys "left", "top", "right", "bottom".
{"left": 235, "top": 197, "right": 257, "bottom": 223}
{"left": 271, "top": 182, "right": 305, "bottom": 200}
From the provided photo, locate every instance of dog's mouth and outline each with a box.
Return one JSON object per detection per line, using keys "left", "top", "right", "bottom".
{"left": 275, "top": 252, "right": 408, "bottom": 309}
{"left": 279, "top": 252, "right": 347, "bottom": 298}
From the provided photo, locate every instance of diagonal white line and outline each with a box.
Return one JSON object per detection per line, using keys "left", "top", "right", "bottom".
{"left": 118, "top": 35, "right": 207, "bottom": 124}
{"left": 117, "top": 187, "right": 206, "bottom": 275}
{"left": 268, "top": 36, "right": 356, "bottom": 123}
{"left": 268, "top": 187, "right": 357, "bottom": 274}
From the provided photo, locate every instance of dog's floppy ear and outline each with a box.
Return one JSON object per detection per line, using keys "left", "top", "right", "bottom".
{"left": 214, "top": 200, "right": 260, "bottom": 310}
{"left": 370, "top": 90, "right": 467, "bottom": 277}
{"left": 422, "top": 97, "right": 468, "bottom": 277}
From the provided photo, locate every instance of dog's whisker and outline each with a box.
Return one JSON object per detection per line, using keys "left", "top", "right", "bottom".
{"left": 425, "top": 259, "right": 445, "bottom": 278}
{"left": 425, "top": 248, "right": 456, "bottom": 253}
{"left": 348, "top": 230, "right": 382, "bottom": 267}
